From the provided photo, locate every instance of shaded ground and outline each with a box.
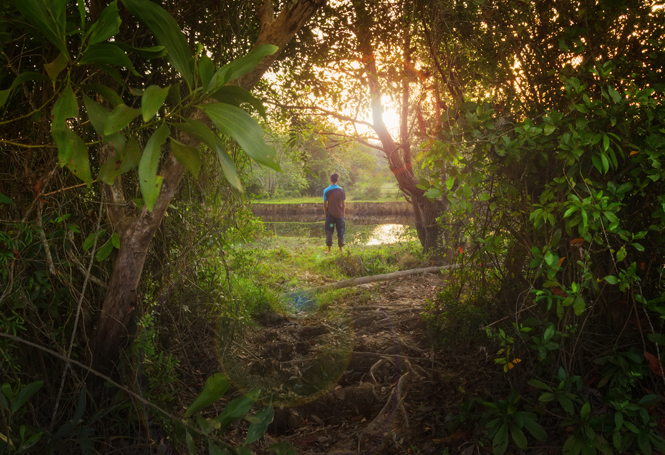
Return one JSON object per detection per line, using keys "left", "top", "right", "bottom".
{"left": 171, "top": 270, "right": 494, "bottom": 455}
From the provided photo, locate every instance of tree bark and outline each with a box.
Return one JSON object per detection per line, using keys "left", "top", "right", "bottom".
{"left": 92, "top": 0, "right": 326, "bottom": 376}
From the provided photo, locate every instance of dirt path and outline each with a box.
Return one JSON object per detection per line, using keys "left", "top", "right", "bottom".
{"left": 177, "top": 271, "right": 475, "bottom": 454}
{"left": 249, "top": 272, "right": 464, "bottom": 454}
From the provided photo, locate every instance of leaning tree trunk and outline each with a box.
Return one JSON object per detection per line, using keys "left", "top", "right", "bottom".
{"left": 352, "top": 0, "right": 443, "bottom": 253}
{"left": 92, "top": 0, "right": 325, "bottom": 377}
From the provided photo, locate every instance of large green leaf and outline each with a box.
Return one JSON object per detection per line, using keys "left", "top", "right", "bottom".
{"left": 52, "top": 126, "right": 92, "bottom": 183}
{"left": 79, "top": 43, "right": 139, "bottom": 76}
{"left": 170, "top": 119, "right": 242, "bottom": 190}
{"left": 83, "top": 95, "right": 109, "bottom": 136}
{"left": 52, "top": 83, "right": 78, "bottom": 130}
{"left": 12, "top": 0, "right": 69, "bottom": 59}
{"left": 198, "top": 103, "right": 280, "bottom": 171}
{"left": 199, "top": 55, "right": 215, "bottom": 91}
{"left": 213, "top": 389, "right": 260, "bottom": 433}
{"left": 104, "top": 104, "right": 141, "bottom": 135}
{"left": 81, "top": 84, "right": 123, "bottom": 107}
{"left": 115, "top": 43, "right": 167, "bottom": 59}
{"left": 246, "top": 405, "right": 273, "bottom": 445}
{"left": 11, "top": 381, "right": 43, "bottom": 414}
{"left": 206, "top": 44, "right": 278, "bottom": 92}
{"left": 185, "top": 373, "right": 230, "bottom": 417}
{"left": 0, "top": 71, "right": 49, "bottom": 107}
{"left": 138, "top": 124, "right": 169, "bottom": 211}
{"left": 141, "top": 85, "right": 169, "bottom": 122}
{"left": 98, "top": 136, "right": 141, "bottom": 185}
{"left": 170, "top": 138, "right": 201, "bottom": 178}
{"left": 44, "top": 52, "right": 68, "bottom": 80}
{"left": 121, "top": 0, "right": 194, "bottom": 86}
{"left": 88, "top": 1, "right": 121, "bottom": 45}
{"left": 209, "top": 86, "right": 266, "bottom": 117}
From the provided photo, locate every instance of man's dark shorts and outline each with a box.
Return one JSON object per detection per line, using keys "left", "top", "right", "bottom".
{"left": 325, "top": 214, "right": 345, "bottom": 247}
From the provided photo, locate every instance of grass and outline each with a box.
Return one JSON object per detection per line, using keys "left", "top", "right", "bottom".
{"left": 222, "top": 232, "right": 423, "bottom": 317}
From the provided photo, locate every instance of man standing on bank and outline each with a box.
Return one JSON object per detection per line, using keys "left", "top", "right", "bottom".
{"left": 323, "top": 173, "right": 345, "bottom": 254}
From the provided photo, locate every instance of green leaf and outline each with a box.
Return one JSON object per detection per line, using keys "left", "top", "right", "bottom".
{"left": 141, "top": 85, "right": 170, "bottom": 122}
{"left": 492, "top": 422, "right": 509, "bottom": 455}
{"left": 82, "top": 84, "right": 124, "bottom": 107}
{"left": 208, "top": 442, "right": 227, "bottom": 455}
{"left": 44, "top": 52, "right": 68, "bottom": 80}
{"left": 83, "top": 95, "right": 109, "bottom": 136}
{"left": 563, "top": 435, "right": 583, "bottom": 455}
{"left": 199, "top": 103, "right": 279, "bottom": 170}
{"left": 602, "top": 134, "right": 610, "bottom": 152}
{"left": 88, "top": 1, "right": 121, "bottom": 45}
{"left": 115, "top": 43, "right": 167, "bottom": 59}
{"left": 632, "top": 242, "right": 645, "bottom": 252}
{"left": 111, "top": 232, "right": 120, "bottom": 249}
{"left": 98, "top": 135, "right": 140, "bottom": 185}
{"left": 12, "top": 0, "right": 69, "bottom": 59}
{"left": 185, "top": 373, "right": 230, "bottom": 417}
{"left": 79, "top": 43, "right": 139, "bottom": 76}
{"left": 209, "top": 86, "right": 266, "bottom": 117}
{"left": 96, "top": 238, "right": 114, "bottom": 261}
{"left": 509, "top": 422, "right": 527, "bottom": 449}
{"left": 215, "top": 142, "right": 242, "bottom": 191}
{"left": 268, "top": 441, "right": 296, "bottom": 455}
{"left": 607, "top": 85, "right": 622, "bottom": 103}
{"left": 573, "top": 296, "right": 585, "bottom": 316}
{"left": 528, "top": 379, "right": 551, "bottom": 391}
{"left": 121, "top": 0, "right": 194, "bottom": 86}
{"left": 246, "top": 405, "right": 273, "bottom": 445}
{"left": 11, "top": 381, "right": 43, "bottom": 414}
{"left": 0, "top": 193, "right": 13, "bottom": 205}
{"left": 72, "top": 385, "right": 86, "bottom": 424}
{"left": 214, "top": 389, "right": 260, "bottom": 433}
{"left": 604, "top": 275, "right": 618, "bottom": 285}
{"left": 580, "top": 402, "right": 591, "bottom": 420}
{"left": 544, "top": 124, "right": 555, "bottom": 135}
{"left": 171, "top": 119, "right": 242, "bottom": 190}
{"left": 207, "top": 44, "right": 278, "bottom": 92}
{"left": 185, "top": 430, "right": 196, "bottom": 455}
{"left": 236, "top": 448, "right": 253, "bottom": 455}
{"left": 196, "top": 415, "right": 219, "bottom": 435}
{"left": 616, "top": 246, "right": 627, "bottom": 262}
{"left": 199, "top": 55, "right": 215, "bottom": 91}
{"left": 52, "top": 126, "right": 92, "bottom": 183}
{"left": 52, "top": 83, "right": 78, "bottom": 130}
{"left": 558, "top": 395, "right": 575, "bottom": 415}
{"left": 104, "top": 104, "right": 141, "bottom": 135}
{"left": 0, "top": 71, "right": 49, "bottom": 107}
{"left": 139, "top": 124, "right": 169, "bottom": 211}
{"left": 170, "top": 138, "right": 201, "bottom": 178}
{"left": 638, "top": 430, "right": 651, "bottom": 455}
{"left": 601, "top": 153, "right": 609, "bottom": 174}
{"left": 522, "top": 415, "right": 547, "bottom": 442}
{"left": 83, "top": 230, "right": 105, "bottom": 251}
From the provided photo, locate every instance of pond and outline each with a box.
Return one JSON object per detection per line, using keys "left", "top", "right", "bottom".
{"left": 263, "top": 216, "right": 417, "bottom": 246}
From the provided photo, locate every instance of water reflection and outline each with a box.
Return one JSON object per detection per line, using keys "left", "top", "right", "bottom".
{"left": 264, "top": 217, "right": 416, "bottom": 246}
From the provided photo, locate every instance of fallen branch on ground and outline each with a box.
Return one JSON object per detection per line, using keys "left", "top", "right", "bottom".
{"left": 302, "top": 264, "right": 459, "bottom": 294}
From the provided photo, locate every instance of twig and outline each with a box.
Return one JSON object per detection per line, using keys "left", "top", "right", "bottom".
{"left": 36, "top": 202, "right": 56, "bottom": 276}
{"left": 479, "top": 303, "right": 538, "bottom": 331}
{"left": 50, "top": 197, "right": 104, "bottom": 429}
{"left": 43, "top": 180, "right": 97, "bottom": 197}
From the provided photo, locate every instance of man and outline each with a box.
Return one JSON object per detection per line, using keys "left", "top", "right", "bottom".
{"left": 323, "top": 173, "right": 345, "bottom": 254}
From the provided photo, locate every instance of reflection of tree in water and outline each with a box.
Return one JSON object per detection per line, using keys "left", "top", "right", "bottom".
{"left": 216, "top": 315, "right": 353, "bottom": 407}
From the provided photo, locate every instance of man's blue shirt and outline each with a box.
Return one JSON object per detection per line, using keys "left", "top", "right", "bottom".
{"left": 323, "top": 184, "right": 342, "bottom": 201}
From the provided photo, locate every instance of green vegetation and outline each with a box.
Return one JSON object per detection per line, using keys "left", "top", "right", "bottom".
{"left": 1, "top": 0, "right": 664, "bottom": 453}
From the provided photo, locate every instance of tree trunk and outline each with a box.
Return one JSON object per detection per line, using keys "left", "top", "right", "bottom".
{"left": 92, "top": 0, "right": 325, "bottom": 377}
{"left": 352, "top": 0, "right": 443, "bottom": 253}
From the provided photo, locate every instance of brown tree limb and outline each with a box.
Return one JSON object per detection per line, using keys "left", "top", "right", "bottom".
{"left": 303, "top": 264, "right": 458, "bottom": 294}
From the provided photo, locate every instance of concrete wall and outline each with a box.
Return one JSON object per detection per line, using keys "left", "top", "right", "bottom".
{"left": 252, "top": 201, "right": 414, "bottom": 219}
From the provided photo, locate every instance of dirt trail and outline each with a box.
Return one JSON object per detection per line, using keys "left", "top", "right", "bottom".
{"left": 247, "top": 272, "right": 464, "bottom": 454}
{"left": 178, "top": 271, "right": 474, "bottom": 454}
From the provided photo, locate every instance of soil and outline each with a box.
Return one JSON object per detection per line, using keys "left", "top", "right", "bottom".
{"left": 171, "top": 272, "right": 498, "bottom": 455}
